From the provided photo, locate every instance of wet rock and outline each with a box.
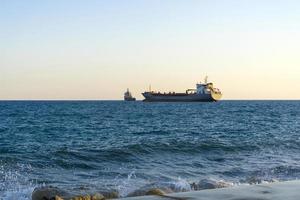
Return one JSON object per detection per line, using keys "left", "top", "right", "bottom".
{"left": 127, "top": 181, "right": 189, "bottom": 197}
{"left": 70, "top": 195, "right": 91, "bottom": 200}
{"left": 197, "top": 179, "right": 217, "bottom": 189}
{"left": 32, "top": 186, "right": 69, "bottom": 200}
{"left": 127, "top": 186, "right": 172, "bottom": 197}
{"left": 127, "top": 189, "right": 146, "bottom": 197}
{"left": 145, "top": 188, "right": 165, "bottom": 196}
{"left": 191, "top": 179, "right": 231, "bottom": 190}
{"left": 270, "top": 178, "right": 279, "bottom": 183}
{"left": 102, "top": 191, "right": 118, "bottom": 199}
{"left": 243, "top": 176, "right": 262, "bottom": 184}
{"left": 91, "top": 193, "right": 105, "bottom": 200}
{"left": 214, "top": 180, "right": 231, "bottom": 188}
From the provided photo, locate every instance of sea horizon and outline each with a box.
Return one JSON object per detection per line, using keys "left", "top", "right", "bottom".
{"left": 1, "top": 99, "right": 300, "bottom": 101}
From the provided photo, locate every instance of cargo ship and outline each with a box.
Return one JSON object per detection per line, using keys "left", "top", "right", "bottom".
{"left": 124, "top": 88, "right": 136, "bottom": 101}
{"left": 142, "top": 77, "right": 222, "bottom": 102}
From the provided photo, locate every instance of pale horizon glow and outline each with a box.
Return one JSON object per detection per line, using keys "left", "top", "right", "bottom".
{"left": 1, "top": 0, "right": 300, "bottom": 100}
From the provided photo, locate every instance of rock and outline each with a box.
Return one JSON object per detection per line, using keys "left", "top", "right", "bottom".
{"left": 32, "top": 186, "right": 68, "bottom": 200}
{"left": 270, "top": 178, "right": 279, "bottom": 183}
{"left": 145, "top": 188, "right": 165, "bottom": 196}
{"left": 70, "top": 195, "right": 91, "bottom": 200}
{"left": 102, "top": 191, "right": 118, "bottom": 199}
{"left": 127, "top": 189, "right": 146, "bottom": 197}
{"left": 191, "top": 179, "right": 231, "bottom": 190}
{"left": 127, "top": 182, "right": 174, "bottom": 197}
{"left": 243, "top": 176, "right": 262, "bottom": 184}
{"left": 216, "top": 180, "right": 231, "bottom": 188}
{"left": 92, "top": 193, "right": 105, "bottom": 200}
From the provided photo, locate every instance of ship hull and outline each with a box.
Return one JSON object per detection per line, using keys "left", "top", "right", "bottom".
{"left": 124, "top": 97, "right": 136, "bottom": 101}
{"left": 142, "top": 92, "right": 221, "bottom": 102}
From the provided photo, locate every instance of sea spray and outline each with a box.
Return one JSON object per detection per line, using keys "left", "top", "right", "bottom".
{"left": 115, "top": 171, "right": 138, "bottom": 197}
{"left": 0, "top": 163, "right": 37, "bottom": 200}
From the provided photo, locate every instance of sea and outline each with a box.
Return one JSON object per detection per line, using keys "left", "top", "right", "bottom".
{"left": 0, "top": 100, "right": 299, "bottom": 199}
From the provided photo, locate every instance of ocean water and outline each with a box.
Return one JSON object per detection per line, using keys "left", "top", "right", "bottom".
{"left": 0, "top": 100, "right": 300, "bottom": 199}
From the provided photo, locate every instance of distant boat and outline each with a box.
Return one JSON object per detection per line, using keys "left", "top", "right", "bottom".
{"left": 124, "top": 88, "right": 136, "bottom": 101}
{"left": 142, "top": 77, "right": 222, "bottom": 102}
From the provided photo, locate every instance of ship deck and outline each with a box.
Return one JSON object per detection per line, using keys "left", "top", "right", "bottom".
{"left": 147, "top": 93, "right": 193, "bottom": 96}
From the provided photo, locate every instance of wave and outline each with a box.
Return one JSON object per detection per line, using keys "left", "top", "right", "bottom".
{"left": 0, "top": 163, "right": 37, "bottom": 200}
{"left": 1, "top": 168, "right": 300, "bottom": 200}
{"left": 20, "top": 177, "right": 283, "bottom": 200}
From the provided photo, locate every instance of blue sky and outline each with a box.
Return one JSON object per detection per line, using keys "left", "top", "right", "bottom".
{"left": 1, "top": 0, "right": 300, "bottom": 99}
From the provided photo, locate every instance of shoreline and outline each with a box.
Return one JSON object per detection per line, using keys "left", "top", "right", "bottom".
{"left": 117, "top": 180, "right": 300, "bottom": 200}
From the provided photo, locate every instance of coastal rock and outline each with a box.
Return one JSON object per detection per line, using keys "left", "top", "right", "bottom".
{"left": 145, "top": 188, "right": 165, "bottom": 196}
{"left": 102, "top": 191, "right": 118, "bottom": 199}
{"left": 92, "top": 193, "right": 105, "bottom": 200}
{"left": 127, "top": 181, "right": 190, "bottom": 197}
{"left": 32, "top": 186, "right": 69, "bottom": 200}
{"left": 127, "top": 189, "right": 147, "bottom": 197}
{"left": 191, "top": 179, "right": 231, "bottom": 190}
{"left": 70, "top": 194, "right": 91, "bottom": 200}
{"left": 127, "top": 186, "right": 172, "bottom": 197}
{"left": 241, "top": 176, "right": 264, "bottom": 184}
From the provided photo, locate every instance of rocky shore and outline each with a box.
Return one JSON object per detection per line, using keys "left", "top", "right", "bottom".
{"left": 30, "top": 179, "right": 300, "bottom": 200}
{"left": 31, "top": 179, "right": 232, "bottom": 200}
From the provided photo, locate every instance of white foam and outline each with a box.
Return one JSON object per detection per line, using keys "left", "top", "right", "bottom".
{"left": 171, "top": 177, "right": 191, "bottom": 192}
{"left": 115, "top": 171, "right": 141, "bottom": 197}
{"left": 0, "top": 163, "right": 36, "bottom": 200}
{"left": 2, "top": 187, "right": 34, "bottom": 200}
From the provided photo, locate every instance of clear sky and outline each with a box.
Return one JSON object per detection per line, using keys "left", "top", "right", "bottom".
{"left": 1, "top": 0, "right": 300, "bottom": 100}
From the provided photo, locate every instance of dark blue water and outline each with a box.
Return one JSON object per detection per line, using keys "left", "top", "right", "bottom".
{"left": 0, "top": 101, "right": 300, "bottom": 199}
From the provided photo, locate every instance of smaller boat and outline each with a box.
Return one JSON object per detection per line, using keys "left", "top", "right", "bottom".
{"left": 124, "top": 88, "right": 136, "bottom": 101}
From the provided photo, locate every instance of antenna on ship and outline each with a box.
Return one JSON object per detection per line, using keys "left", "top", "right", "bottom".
{"left": 204, "top": 76, "right": 208, "bottom": 84}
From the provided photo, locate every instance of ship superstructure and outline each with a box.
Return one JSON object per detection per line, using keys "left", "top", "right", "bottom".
{"left": 142, "top": 77, "right": 222, "bottom": 102}
{"left": 124, "top": 88, "right": 136, "bottom": 101}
